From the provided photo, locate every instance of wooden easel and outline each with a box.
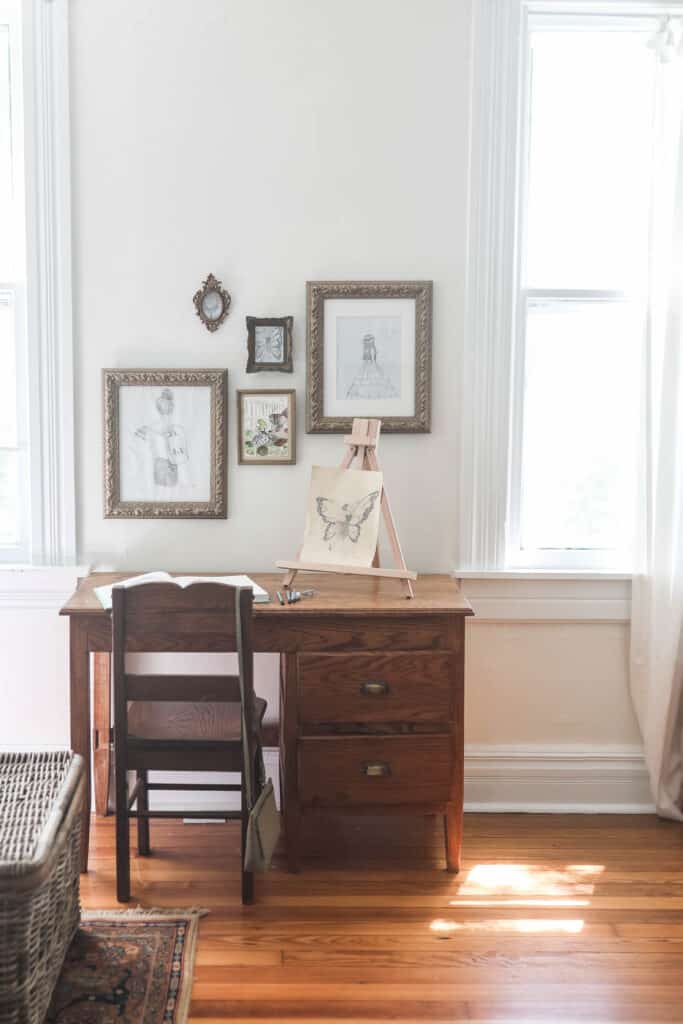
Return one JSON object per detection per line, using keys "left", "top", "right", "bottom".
{"left": 276, "top": 418, "right": 416, "bottom": 598}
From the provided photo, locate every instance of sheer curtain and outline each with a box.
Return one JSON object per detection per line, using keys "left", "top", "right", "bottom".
{"left": 630, "top": 37, "right": 683, "bottom": 820}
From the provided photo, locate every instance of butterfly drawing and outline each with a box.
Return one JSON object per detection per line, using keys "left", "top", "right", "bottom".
{"left": 315, "top": 490, "right": 381, "bottom": 548}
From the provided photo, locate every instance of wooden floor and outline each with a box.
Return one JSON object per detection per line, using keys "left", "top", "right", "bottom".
{"left": 81, "top": 812, "right": 683, "bottom": 1023}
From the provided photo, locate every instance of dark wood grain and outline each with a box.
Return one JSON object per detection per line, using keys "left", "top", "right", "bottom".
{"left": 60, "top": 572, "right": 473, "bottom": 619}
{"left": 299, "top": 736, "right": 453, "bottom": 807}
{"left": 62, "top": 572, "right": 471, "bottom": 876}
{"left": 70, "top": 617, "right": 92, "bottom": 871}
{"left": 111, "top": 583, "right": 263, "bottom": 905}
{"left": 298, "top": 652, "right": 453, "bottom": 726}
{"left": 126, "top": 674, "right": 242, "bottom": 702}
{"left": 127, "top": 700, "right": 263, "bottom": 741}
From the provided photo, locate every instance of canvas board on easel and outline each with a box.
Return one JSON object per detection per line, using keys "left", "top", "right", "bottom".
{"left": 300, "top": 466, "right": 384, "bottom": 568}
{"left": 277, "top": 416, "right": 416, "bottom": 596}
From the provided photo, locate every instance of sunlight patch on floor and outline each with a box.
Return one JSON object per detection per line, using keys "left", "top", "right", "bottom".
{"left": 448, "top": 897, "right": 591, "bottom": 907}
{"left": 430, "top": 917, "right": 585, "bottom": 934}
{"left": 455, "top": 863, "right": 605, "bottom": 897}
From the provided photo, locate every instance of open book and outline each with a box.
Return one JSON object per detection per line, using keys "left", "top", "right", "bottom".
{"left": 94, "top": 571, "right": 270, "bottom": 610}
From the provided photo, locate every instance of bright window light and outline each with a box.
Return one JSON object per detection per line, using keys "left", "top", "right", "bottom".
{"left": 519, "top": 298, "right": 640, "bottom": 554}
{"left": 509, "top": 21, "right": 658, "bottom": 569}
{"left": 526, "top": 29, "right": 655, "bottom": 292}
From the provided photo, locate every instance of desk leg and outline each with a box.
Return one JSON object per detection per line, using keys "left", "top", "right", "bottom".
{"left": 445, "top": 624, "right": 465, "bottom": 874}
{"left": 93, "top": 653, "right": 112, "bottom": 816}
{"left": 445, "top": 805, "right": 462, "bottom": 874}
{"left": 70, "top": 618, "right": 92, "bottom": 872}
{"left": 281, "top": 653, "right": 301, "bottom": 872}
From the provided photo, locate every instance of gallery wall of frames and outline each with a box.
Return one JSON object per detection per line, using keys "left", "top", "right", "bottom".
{"left": 103, "top": 279, "right": 432, "bottom": 520}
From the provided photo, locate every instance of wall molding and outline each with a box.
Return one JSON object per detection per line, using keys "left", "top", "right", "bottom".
{"left": 0, "top": 565, "right": 87, "bottom": 610}
{"left": 458, "top": 0, "right": 525, "bottom": 569}
{"left": 23, "top": 0, "right": 76, "bottom": 565}
{"left": 464, "top": 744, "right": 653, "bottom": 812}
{"left": 458, "top": 574, "right": 631, "bottom": 621}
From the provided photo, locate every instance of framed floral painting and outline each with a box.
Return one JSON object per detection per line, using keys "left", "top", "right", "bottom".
{"left": 237, "top": 389, "right": 296, "bottom": 465}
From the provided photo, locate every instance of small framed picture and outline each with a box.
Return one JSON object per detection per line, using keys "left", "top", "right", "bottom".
{"left": 306, "top": 281, "right": 432, "bottom": 433}
{"left": 237, "top": 389, "right": 296, "bottom": 465}
{"left": 246, "top": 316, "right": 293, "bottom": 373}
{"left": 103, "top": 369, "right": 227, "bottom": 518}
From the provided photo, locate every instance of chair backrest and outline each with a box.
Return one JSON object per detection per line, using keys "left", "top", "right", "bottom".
{"left": 111, "top": 582, "right": 257, "bottom": 782}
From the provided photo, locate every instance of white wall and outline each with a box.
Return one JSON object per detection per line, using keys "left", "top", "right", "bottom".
{"left": 0, "top": 0, "right": 649, "bottom": 811}
{"left": 70, "top": 0, "right": 467, "bottom": 573}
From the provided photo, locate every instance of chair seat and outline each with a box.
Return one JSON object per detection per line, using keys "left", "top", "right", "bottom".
{"left": 128, "top": 698, "right": 267, "bottom": 743}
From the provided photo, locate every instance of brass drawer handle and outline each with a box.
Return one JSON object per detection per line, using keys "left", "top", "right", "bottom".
{"left": 362, "top": 761, "right": 391, "bottom": 778}
{"left": 360, "top": 680, "right": 390, "bottom": 697}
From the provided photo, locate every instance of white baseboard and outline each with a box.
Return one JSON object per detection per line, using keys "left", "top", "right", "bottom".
{"left": 148, "top": 745, "right": 654, "bottom": 817}
{"left": 463, "top": 744, "right": 654, "bottom": 813}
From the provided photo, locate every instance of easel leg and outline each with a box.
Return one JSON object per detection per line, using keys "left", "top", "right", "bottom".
{"left": 282, "top": 568, "right": 297, "bottom": 589}
{"left": 366, "top": 448, "right": 414, "bottom": 598}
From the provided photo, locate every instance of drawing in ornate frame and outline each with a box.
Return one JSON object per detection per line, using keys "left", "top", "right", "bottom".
{"left": 246, "top": 316, "right": 294, "bottom": 373}
{"left": 306, "top": 280, "right": 432, "bottom": 433}
{"left": 237, "top": 388, "right": 296, "bottom": 465}
{"left": 103, "top": 368, "right": 228, "bottom": 518}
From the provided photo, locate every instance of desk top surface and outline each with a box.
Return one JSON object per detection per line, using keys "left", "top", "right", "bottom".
{"left": 60, "top": 571, "right": 473, "bottom": 619}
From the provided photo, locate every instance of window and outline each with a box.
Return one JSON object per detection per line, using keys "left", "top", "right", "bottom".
{"left": 462, "top": 2, "right": 670, "bottom": 572}
{"left": 0, "top": 0, "right": 74, "bottom": 566}
{"left": 0, "top": 1, "right": 30, "bottom": 561}
{"left": 508, "top": 17, "right": 658, "bottom": 568}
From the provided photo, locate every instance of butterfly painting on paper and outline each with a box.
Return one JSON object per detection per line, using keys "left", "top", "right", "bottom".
{"left": 300, "top": 466, "right": 384, "bottom": 568}
{"left": 316, "top": 490, "right": 380, "bottom": 550}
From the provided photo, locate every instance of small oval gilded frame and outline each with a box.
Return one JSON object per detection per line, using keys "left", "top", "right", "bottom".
{"left": 193, "top": 273, "right": 232, "bottom": 332}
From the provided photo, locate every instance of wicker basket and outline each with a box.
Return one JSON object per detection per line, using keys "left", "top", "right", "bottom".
{"left": 0, "top": 751, "right": 85, "bottom": 1024}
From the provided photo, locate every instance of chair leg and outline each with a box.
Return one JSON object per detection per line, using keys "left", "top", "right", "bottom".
{"left": 137, "top": 769, "right": 150, "bottom": 856}
{"left": 241, "top": 784, "right": 254, "bottom": 905}
{"left": 115, "top": 766, "right": 131, "bottom": 903}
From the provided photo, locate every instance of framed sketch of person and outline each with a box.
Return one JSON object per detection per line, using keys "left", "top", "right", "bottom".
{"left": 103, "top": 369, "right": 228, "bottom": 518}
{"left": 306, "top": 280, "right": 432, "bottom": 433}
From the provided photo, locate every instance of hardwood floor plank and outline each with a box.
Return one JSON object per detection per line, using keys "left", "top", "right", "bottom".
{"left": 82, "top": 813, "right": 683, "bottom": 1024}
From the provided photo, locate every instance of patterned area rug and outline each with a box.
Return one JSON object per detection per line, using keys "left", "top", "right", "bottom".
{"left": 46, "top": 909, "right": 206, "bottom": 1024}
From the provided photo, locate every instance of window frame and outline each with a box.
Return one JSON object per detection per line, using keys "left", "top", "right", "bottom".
{"left": 0, "top": 1, "right": 31, "bottom": 562}
{"left": 0, "top": 0, "right": 75, "bottom": 566}
{"left": 459, "top": 0, "right": 681, "bottom": 574}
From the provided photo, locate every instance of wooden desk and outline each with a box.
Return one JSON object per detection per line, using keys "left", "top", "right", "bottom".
{"left": 60, "top": 572, "right": 472, "bottom": 873}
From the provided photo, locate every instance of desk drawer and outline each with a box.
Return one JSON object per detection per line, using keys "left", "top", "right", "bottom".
{"left": 299, "top": 736, "right": 453, "bottom": 806}
{"left": 298, "top": 653, "right": 453, "bottom": 725}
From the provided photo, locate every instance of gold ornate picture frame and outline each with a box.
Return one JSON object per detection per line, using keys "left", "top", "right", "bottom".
{"left": 103, "top": 368, "right": 228, "bottom": 518}
{"left": 306, "top": 280, "right": 432, "bottom": 433}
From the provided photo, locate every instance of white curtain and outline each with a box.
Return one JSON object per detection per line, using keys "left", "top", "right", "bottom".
{"left": 630, "top": 49, "right": 683, "bottom": 819}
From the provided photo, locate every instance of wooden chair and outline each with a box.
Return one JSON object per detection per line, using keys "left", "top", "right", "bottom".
{"left": 111, "top": 581, "right": 266, "bottom": 905}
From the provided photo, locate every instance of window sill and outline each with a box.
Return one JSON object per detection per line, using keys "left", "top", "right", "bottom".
{"left": 454, "top": 569, "right": 632, "bottom": 582}
{"left": 453, "top": 569, "right": 631, "bottom": 623}
{"left": 0, "top": 565, "right": 89, "bottom": 610}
